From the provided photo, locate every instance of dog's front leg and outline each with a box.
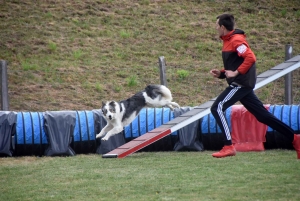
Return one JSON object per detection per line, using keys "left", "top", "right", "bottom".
{"left": 166, "top": 102, "right": 180, "bottom": 110}
{"left": 96, "top": 124, "right": 113, "bottom": 139}
{"left": 166, "top": 104, "right": 175, "bottom": 110}
{"left": 101, "top": 126, "right": 123, "bottom": 141}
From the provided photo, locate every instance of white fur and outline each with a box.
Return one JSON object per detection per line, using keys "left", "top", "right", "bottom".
{"left": 96, "top": 85, "right": 180, "bottom": 141}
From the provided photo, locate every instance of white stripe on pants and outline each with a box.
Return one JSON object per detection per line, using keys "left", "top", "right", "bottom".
{"left": 216, "top": 87, "right": 240, "bottom": 140}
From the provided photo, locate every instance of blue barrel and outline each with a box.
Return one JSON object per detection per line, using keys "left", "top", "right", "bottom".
{"left": 124, "top": 108, "right": 178, "bottom": 151}
{"left": 264, "top": 105, "right": 300, "bottom": 149}
{"left": 73, "top": 111, "right": 97, "bottom": 154}
{"left": 14, "top": 111, "right": 97, "bottom": 156}
{"left": 200, "top": 107, "right": 232, "bottom": 150}
{"left": 15, "top": 112, "right": 47, "bottom": 156}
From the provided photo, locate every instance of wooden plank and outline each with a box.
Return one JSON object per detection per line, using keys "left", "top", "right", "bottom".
{"left": 180, "top": 108, "right": 206, "bottom": 116}
{"left": 257, "top": 69, "right": 280, "bottom": 78}
{"left": 117, "top": 129, "right": 171, "bottom": 158}
{"left": 195, "top": 101, "right": 215, "bottom": 109}
{"left": 286, "top": 54, "right": 300, "bottom": 62}
{"left": 272, "top": 62, "right": 295, "bottom": 70}
{"left": 164, "top": 116, "right": 191, "bottom": 124}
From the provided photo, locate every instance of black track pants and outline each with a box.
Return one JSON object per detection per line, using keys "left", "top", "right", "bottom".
{"left": 210, "top": 85, "right": 295, "bottom": 146}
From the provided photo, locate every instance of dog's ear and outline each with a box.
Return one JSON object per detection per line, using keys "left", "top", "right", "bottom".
{"left": 102, "top": 101, "right": 106, "bottom": 107}
{"left": 109, "top": 101, "right": 116, "bottom": 107}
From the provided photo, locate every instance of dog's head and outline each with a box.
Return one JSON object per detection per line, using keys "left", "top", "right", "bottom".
{"left": 101, "top": 101, "right": 119, "bottom": 121}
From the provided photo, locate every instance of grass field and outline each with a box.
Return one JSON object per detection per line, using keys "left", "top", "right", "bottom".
{"left": 1, "top": 1, "right": 300, "bottom": 200}
{"left": 1, "top": 0, "right": 300, "bottom": 111}
{"left": 0, "top": 151, "right": 299, "bottom": 201}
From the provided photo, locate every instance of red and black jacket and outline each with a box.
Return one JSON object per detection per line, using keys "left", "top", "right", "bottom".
{"left": 219, "top": 29, "right": 257, "bottom": 89}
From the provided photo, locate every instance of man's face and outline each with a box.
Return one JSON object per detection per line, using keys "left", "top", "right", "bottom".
{"left": 216, "top": 19, "right": 224, "bottom": 37}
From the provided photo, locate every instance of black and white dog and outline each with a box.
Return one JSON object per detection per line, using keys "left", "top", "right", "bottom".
{"left": 96, "top": 84, "right": 180, "bottom": 141}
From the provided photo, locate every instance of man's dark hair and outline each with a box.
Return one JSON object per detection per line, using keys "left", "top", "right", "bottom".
{"left": 217, "top": 14, "right": 235, "bottom": 31}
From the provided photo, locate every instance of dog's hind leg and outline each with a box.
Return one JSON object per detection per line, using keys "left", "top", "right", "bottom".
{"left": 96, "top": 124, "right": 113, "bottom": 139}
{"left": 101, "top": 126, "right": 124, "bottom": 141}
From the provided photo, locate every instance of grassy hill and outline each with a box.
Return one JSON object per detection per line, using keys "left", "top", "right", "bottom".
{"left": 1, "top": 0, "right": 300, "bottom": 112}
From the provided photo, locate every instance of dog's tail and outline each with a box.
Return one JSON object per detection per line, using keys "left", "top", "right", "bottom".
{"left": 145, "top": 84, "right": 172, "bottom": 100}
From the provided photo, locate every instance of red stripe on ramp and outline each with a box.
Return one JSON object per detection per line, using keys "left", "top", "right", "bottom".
{"left": 102, "top": 127, "right": 171, "bottom": 158}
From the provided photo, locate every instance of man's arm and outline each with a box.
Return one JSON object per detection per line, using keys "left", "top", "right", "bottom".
{"left": 233, "top": 38, "right": 256, "bottom": 74}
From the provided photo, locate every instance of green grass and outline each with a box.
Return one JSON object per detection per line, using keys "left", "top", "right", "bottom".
{"left": 0, "top": 0, "right": 300, "bottom": 111}
{"left": 177, "top": 69, "right": 190, "bottom": 80}
{"left": 1, "top": 2, "right": 299, "bottom": 200}
{"left": 0, "top": 150, "right": 299, "bottom": 201}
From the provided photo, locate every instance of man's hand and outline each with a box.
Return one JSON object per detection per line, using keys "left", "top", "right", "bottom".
{"left": 210, "top": 69, "right": 221, "bottom": 78}
{"left": 224, "top": 70, "right": 239, "bottom": 78}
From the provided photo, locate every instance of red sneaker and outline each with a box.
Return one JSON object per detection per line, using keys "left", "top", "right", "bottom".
{"left": 212, "top": 145, "right": 236, "bottom": 158}
{"left": 292, "top": 134, "right": 300, "bottom": 159}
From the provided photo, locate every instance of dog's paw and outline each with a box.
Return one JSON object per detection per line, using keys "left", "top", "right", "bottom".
{"left": 167, "top": 104, "right": 175, "bottom": 111}
{"left": 96, "top": 133, "right": 104, "bottom": 139}
{"left": 101, "top": 136, "right": 109, "bottom": 141}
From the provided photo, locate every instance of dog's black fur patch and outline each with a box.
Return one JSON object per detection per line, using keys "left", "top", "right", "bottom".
{"left": 120, "top": 91, "right": 146, "bottom": 122}
{"left": 145, "top": 85, "right": 163, "bottom": 100}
